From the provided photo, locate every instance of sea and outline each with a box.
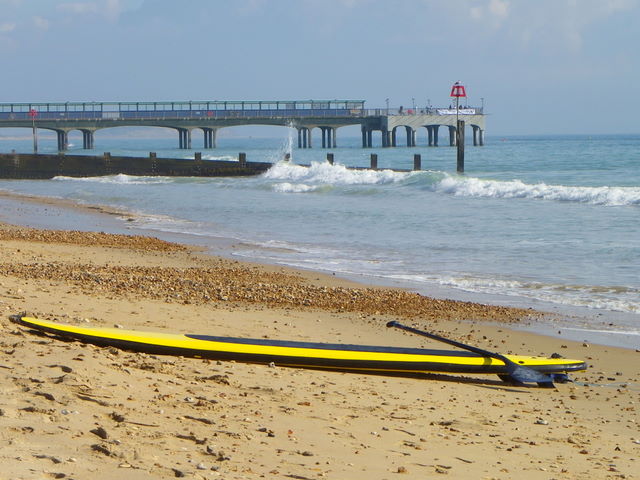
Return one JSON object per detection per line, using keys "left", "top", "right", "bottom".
{"left": 1, "top": 130, "right": 639, "bottom": 349}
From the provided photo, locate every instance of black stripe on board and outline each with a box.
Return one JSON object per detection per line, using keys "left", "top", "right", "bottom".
{"left": 185, "top": 334, "right": 477, "bottom": 357}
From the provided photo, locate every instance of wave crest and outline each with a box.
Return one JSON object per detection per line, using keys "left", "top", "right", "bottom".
{"left": 263, "top": 161, "right": 412, "bottom": 192}
{"left": 435, "top": 175, "right": 640, "bottom": 206}
{"left": 52, "top": 174, "right": 173, "bottom": 185}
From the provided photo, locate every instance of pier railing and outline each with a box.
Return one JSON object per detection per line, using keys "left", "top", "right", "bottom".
{"left": 363, "top": 107, "right": 483, "bottom": 116}
{"left": 0, "top": 100, "right": 483, "bottom": 122}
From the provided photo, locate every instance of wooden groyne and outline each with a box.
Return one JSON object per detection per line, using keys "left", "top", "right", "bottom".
{"left": 0, "top": 152, "right": 272, "bottom": 180}
{"left": 0, "top": 150, "right": 441, "bottom": 179}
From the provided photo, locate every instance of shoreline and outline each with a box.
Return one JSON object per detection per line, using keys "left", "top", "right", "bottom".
{"left": 1, "top": 199, "right": 639, "bottom": 479}
{"left": 1, "top": 187, "right": 638, "bottom": 350}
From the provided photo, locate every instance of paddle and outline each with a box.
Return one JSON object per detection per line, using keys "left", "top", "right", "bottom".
{"left": 386, "top": 321, "right": 555, "bottom": 387}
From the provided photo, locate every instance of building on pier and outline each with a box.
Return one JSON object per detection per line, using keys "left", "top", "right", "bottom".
{"left": 0, "top": 100, "right": 485, "bottom": 151}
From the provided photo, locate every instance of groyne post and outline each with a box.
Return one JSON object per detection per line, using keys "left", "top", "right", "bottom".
{"left": 370, "top": 153, "right": 378, "bottom": 170}
{"left": 103, "top": 152, "right": 111, "bottom": 175}
{"left": 194, "top": 152, "right": 202, "bottom": 175}
{"left": 239, "top": 152, "right": 246, "bottom": 167}
{"left": 413, "top": 154, "right": 421, "bottom": 171}
{"left": 327, "top": 153, "right": 334, "bottom": 165}
{"left": 456, "top": 120, "right": 465, "bottom": 173}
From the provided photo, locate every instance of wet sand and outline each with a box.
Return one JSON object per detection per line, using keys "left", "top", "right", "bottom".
{"left": 1, "top": 219, "right": 639, "bottom": 479}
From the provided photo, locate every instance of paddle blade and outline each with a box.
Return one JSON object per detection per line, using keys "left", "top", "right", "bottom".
{"left": 505, "top": 361, "right": 555, "bottom": 387}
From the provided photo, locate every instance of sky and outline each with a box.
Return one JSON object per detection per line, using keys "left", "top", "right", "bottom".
{"left": 0, "top": 0, "right": 638, "bottom": 136}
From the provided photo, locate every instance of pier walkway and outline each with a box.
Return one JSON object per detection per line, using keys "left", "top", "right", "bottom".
{"left": 0, "top": 100, "right": 485, "bottom": 152}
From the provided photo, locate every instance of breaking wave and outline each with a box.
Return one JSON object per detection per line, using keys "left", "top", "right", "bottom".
{"left": 262, "top": 162, "right": 640, "bottom": 205}
{"left": 263, "top": 161, "right": 413, "bottom": 193}
{"left": 387, "top": 273, "right": 640, "bottom": 314}
{"left": 434, "top": 175, "right": 640, "bottom": 206}
{"left": 52, "top": 174, "right": 173, "bottom": 185}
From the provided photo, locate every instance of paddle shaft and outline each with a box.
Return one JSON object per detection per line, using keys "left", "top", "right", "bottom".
{"left": 386, "top": 321, "right": 554, "bottom": 386}
{"left": 386, "top": 321, "right": 508, "bottom": 362}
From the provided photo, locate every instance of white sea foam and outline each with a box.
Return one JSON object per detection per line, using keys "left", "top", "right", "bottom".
{"left": 263, "top": 163, "right": 640, "bottom": 205}
{"left": 434, "top": 175, "right": 640, "bottom": 206}
{"left": 52, "top": 174, "right": 173, "bottom": 185}
{"left": 560, "top": 327, "right": 640, "bottom": 336}
{"left": 386, "top": 273, "right": 640, "bottom": 314}
{"left": 201, "top": 154, "right": 237, "bottom": 162}
{"left": 272, "top": 182, "right": 319, "bottom": 193}
{"left": 263, "top": 161, "right": 411, "bottom": 190}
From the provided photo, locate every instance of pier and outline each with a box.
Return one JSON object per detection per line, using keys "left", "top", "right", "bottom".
{"left": 0, "top": 100, "right": 485, "bottom": 152}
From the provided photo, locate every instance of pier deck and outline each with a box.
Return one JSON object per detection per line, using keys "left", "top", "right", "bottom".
{"left": 1, "top": 100, "right": 485, "bottom": 151}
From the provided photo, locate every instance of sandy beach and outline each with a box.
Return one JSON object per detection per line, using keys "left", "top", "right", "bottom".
{"left": 1, "top": 218, "right": 638, "bottom": 480}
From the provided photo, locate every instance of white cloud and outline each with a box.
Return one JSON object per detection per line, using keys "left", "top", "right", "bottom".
{"left": 489, "top": 0, "right": 509, "bottom": 19}
{"left": 57, "top": 0, "right": 124, "bottom": 20}
{"left": 57, "top": 2, "right": 98, "bottom": 14}
{"left": 0, "top": 0, "right": 23, "bottom": 7}
{"left": 104, "top": 0, "right": 123, "bottom": 20}
{"left": 469, "top": 0, "right": 509, "bottom": 27}
{"left": 33, "top": 16, "right": 50, "bottom": 30}
{"left": 467, "top": 0, "right": 637, "bottom": 52}
{"left": 0, "top": 22, "right": 17, "bottom": 33}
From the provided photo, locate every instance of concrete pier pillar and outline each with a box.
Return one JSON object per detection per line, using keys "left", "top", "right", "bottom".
{"left": 56, "top": 130, "right": 69, "bottom": 151}
{"left": 405, "top": 126, "right": 416, "bottom": 147}
{"left": 178, "top": 129, "right": 192, "bottom": 149}
{"left": 472, "top": 126, "right": 478, "bottom": 146}
{"left": 427, "top": 126, "right": 434, "bottom": 146}
{"left": 298, "top": 128, "right": 312, "bottom": 148}
{"left": 449, "top": 126, "right": 457, "bottom": 146}
{"left": 367, "top": 129, "right": 372, "bottom": 148}
{"left": 323, "top": 127, "right": 336, "bottom": 148}
{"left": 479, "top": 128, "right": 484, "bottom": 146}
{"left": 203, "top": 128, "right": 216, "bottom": 149}
{"left": 391, "top": 128, "right": 397, "bottom": 147}
{"left": 433, "top": 125, "right": 439, "bottom": 146}
{"left": 81, "top": 130, "right": 95, "bottom": 149}
{"left": 362, "top": 125, "right": 371, "bottom": 148}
